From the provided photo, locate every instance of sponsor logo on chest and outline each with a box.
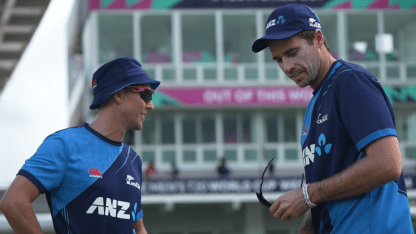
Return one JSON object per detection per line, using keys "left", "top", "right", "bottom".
{"left": 303, "top": 133, "right": 332, "bottom": 166}
{"left": 86, "top": 197, "right": 130, "bottom": 219}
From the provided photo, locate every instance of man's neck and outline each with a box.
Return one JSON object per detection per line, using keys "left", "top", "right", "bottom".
{"left": 89, "top": 113, "right": 126, "bottom": 142}
{"left": 310, "top": 53, "right": 337, "bottom": 91}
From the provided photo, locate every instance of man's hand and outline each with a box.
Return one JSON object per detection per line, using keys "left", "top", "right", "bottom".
{"left": 269, "top": 187, "right": 310, "bottom": 221}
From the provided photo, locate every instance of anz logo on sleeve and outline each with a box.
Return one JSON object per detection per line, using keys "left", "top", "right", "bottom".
{"left": 303, "top": 134, "right": 332, "bottom": 166}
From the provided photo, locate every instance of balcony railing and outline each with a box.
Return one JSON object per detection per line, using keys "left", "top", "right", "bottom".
{"left": 143, "top": 61, "right": 416, "bottom": 86}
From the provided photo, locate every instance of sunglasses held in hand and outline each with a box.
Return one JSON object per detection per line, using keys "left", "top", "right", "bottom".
{"left": 256, "top": 158, "right": 304, "bottom": 208}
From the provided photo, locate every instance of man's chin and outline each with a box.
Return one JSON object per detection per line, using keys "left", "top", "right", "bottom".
{"left": 294, "top": 81, "right": 309, "bottom": 88}
{"left": 127, "top": 123, "right": 142, "bottom": 131}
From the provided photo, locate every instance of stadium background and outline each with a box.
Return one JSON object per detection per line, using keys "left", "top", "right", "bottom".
{"left": 1, "top": 0, "right": 416, "bottom": 233}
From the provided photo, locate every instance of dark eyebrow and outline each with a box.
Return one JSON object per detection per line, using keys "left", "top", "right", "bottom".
{"left": 272, "top": 47, "right": 299, "bottom": 61}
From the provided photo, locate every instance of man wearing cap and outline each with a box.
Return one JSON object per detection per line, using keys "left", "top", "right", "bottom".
{"left": 0, "top": 57, "right": 159, "bottom": 234}
{"left": 252, "top": 3, "right": 413, "bottom": 234}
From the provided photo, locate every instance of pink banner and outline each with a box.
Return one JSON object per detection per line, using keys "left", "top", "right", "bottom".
{"left": 159, "top": 86, "right": 313, "bottom": 107}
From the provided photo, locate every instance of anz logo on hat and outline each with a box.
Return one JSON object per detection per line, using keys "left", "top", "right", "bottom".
{"left": 309, "top": 18, "right": 321, "bottom": 29}
{"left": 265, "top": 16, "right": 285, "bottom": 30}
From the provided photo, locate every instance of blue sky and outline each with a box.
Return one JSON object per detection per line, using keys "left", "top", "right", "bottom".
{"left": 0, "top": 0, "right": 75, "bottom": 188}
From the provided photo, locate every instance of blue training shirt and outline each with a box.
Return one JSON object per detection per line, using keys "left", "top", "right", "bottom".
{"left": 301, "top": 60, "right": 413, "bottom": 234}
{"left": 18, "top": 123, "right": 143, "bottom": 234}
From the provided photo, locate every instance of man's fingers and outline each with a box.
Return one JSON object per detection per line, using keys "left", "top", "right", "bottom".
{"left": 280, "top": 205, "right": 297, "bottom": 221}
{"left": 269, "top": 199, "right": 280, "bottom": 214}
{"left": 280, "top": 210, "right": 291, "bottom": 221}
{"left": 272, "top": 204, "right": 288, "bottom": 220}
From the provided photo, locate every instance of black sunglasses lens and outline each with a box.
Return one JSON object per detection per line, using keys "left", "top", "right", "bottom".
{"left": 140, "top": 90, "right": 153, "bottom": 103}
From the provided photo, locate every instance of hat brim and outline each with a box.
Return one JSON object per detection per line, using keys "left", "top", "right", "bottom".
{"left": 252, "top": 29, "right": 303, "bottom": 53}
{"left": 89, "top": 76, "right": 161, "bottom": 110}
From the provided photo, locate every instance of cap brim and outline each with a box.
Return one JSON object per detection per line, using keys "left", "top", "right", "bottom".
{"left": 252, "top": 30, "right": 303, "bottom": 53}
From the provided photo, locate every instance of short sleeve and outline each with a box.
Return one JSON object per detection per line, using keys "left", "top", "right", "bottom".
{"left": 335, "top": 71, "right": 397, "bottom": 151}
{"left": 18, "top": 133, "right": 68, "bottom": 193}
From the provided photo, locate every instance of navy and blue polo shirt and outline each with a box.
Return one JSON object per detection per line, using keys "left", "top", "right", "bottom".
{"left": 18, "top": 124, "right": 143, "bottom": 234}
{"left": 301, "top": 60, "right": 413, "bottom": 233}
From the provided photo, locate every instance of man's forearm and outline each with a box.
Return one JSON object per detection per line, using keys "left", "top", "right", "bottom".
{"left": 1, "top": 202, "right": 43, "bottom": 234}
{"left": 308, "top": 152, "right": 400, "bottom": 204}
{"left": 134, "top": 218, "right": 148, "bottom": 234}
{"left": 137, "top": 229, "right": 148, "bottom": 234}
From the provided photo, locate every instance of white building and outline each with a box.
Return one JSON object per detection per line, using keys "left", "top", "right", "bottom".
{"left": 21, "top": 0, "right": 416, "bottom": 233}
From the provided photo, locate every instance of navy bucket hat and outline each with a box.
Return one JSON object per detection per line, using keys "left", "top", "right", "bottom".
{"left": 89, "top": 57, "right": 161, "bottom": 110}
{"left": 252, "top": 3, "right": 322, "bottom": 53}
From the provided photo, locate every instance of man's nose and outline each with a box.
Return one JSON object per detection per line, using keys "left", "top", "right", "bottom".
{"left": 146, "top": 101, "right": 154, "bottom": 110}
{"left": 281, "top": 58, "right": 295, "bottom": 73}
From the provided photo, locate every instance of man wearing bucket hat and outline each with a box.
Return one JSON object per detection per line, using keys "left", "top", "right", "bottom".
{"left": 253, "top": 3, "right": 413, "bottom": 234}
{"left": 0, "top": 57, "right": 159, "bottom": 234}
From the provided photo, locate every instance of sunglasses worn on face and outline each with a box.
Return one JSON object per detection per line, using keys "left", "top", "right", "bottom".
{"left": 256, "top": 157, "right": 304, "bottom": 208}
{"left": 128, "top": 86, "right": 155, "bottom": 104}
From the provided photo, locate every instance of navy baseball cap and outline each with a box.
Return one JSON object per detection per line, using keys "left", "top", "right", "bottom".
{"left": 252, "top": 3, "right": 321, "bottom": 53}
{"left": 89, "top": 57, "right": 161, "bottom": 110}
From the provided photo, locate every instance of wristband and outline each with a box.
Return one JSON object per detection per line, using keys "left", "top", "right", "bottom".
{"left": 302, "top": 184, "right": 317, "bottom": 208}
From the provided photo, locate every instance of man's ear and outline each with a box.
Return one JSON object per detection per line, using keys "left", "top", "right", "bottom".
{"left": 314, "top": 29, "right": 324, "bottom": 48}
{"left": 112, "top": 89, "right": 126, "bottom": 105}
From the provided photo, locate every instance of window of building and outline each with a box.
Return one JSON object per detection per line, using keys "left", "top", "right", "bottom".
{"left": 384, "top": 12, "right": 416, "bottom": 62}
{"left": 264, "top": 149, "right": 277, "bottom": 161}
{"left": 99, "top": 14, "right": 133, "bottom": 64}
{"left": 204, "top": 149, "right": 217, "bottom": 162}
{"left": 223, "top": 15, "right": 257, "bottom": 64}
{"left": 161, "top": 117, "right": 175, "bottom": 144}
{"left": 244, "top": 149, "right": 257, "bottom": 161}
{"left": 202, "top": 118, "right": 216, "bottom": 143}
{"left": 283, "top": 113, "right": 297, "bottom": 142}
{"left": 265, "top": 115, "right": 278, "bottom": 142}
{"left": 242, "top": 115, "right": 253, "bottom": 143}
{"left": 183, "top": 117, "right": 197, "bottom": 144}
{"left": 347, "top": 13, "right": 379, "bottom": 63}
{"left": 223, "top": 114, "right": 255, "bottom": 144}
{"left": 406, "top": 147, "right": 416, "bottom": 159}
{"left": 140, "top": 15, "right": 172, "bottom": 63}
{"left": 141, "top": 151, "right": 155, "bottom": 163}
{"left": 182, "top": 14, "right": 216, "bottom": 63}
{"left": 318, "top": 13, "right": 339, "bottom": 59}
{"left": 142, "top": 115, "right": 155, "bottom": 144}
{"left": 163, "top": 150, "right": 176, "bottom": 163}
{"left": 223, "top": 149, "right": 237, "bottom": 162}
{"left": 285, "top": 148, "right": 298, "bottom": 161}
{"left": 183, "top": 150, "right": 197, "bottom": 162}
{"left": 395, "top": 111, "right": 416, "bottom": 142}
{"left": 223, "top": 117, "right": 237, "bottom": 144}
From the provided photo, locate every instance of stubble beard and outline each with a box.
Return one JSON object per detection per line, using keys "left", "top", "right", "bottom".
{"left": 303, "top": 56, "right": 321, "bottom": 88}
{"left": 123, "top": 116, "right": 142, "bottom": 132}
{"left": 293, "top": 70, "right": 318, "bottom": 88}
